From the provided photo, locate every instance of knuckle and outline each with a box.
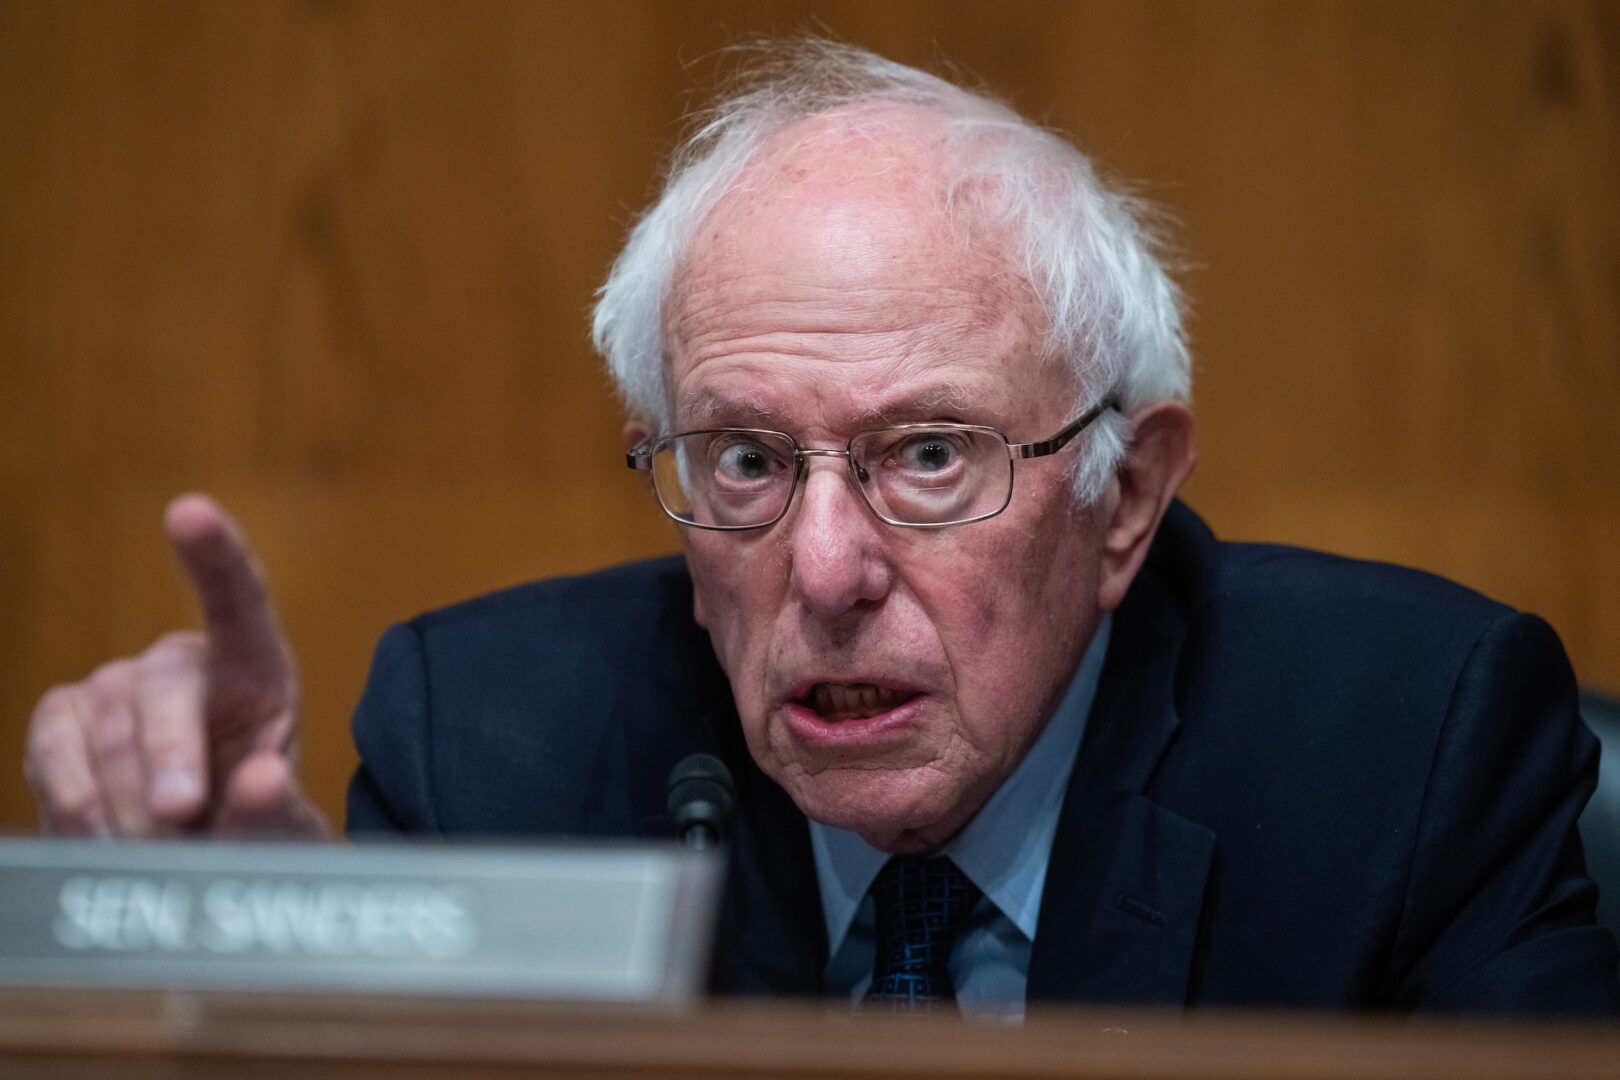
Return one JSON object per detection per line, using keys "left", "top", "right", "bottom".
{"left": 142, "top": 631, "right": 207, "bottom": 672}
{"left": 26, "top": 697, "right": 81, "bottom": 762}
{"left": 85, "top": 658, "right": 138, "bottom": 700}
{"left": 85, "top": 708, "right": 137, "bottom": 757}
{"left": 30, "top": 684, "right": 78, "bottom": 728}
{"left": 26, "top": 751, "right": 100, "bottom": 827}
{"left": 136, "top": 642, "right": 206, "bottom": 714}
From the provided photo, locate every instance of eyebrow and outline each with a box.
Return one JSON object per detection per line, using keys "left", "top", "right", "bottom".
{"left": 861, "top": 383, "right": 981, "bottom": 426}
{"left": 679, "top": 391, "right": 787, "bottom": 429}
{"left": 679, "top": 382, "right": 986, "bottom": 431}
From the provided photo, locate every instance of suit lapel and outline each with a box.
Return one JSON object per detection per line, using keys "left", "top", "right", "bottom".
{"left": 1027, "top": 781, "right": 1215, "bottom": 1003}
{"left": 1028, "top": 508, "right": 1218, "bottom": 1005}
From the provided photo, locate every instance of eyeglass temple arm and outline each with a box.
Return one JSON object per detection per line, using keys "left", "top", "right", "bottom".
{"left": 626, "top": 440, "right": 656, "bottom": 470}
{"left": 1009, "top": 397, "right": 1121, "bottom": 460}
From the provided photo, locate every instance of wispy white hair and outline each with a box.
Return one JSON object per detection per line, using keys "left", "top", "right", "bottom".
{"left": 592, "top": 39, "right": 1189, "bottom": 504}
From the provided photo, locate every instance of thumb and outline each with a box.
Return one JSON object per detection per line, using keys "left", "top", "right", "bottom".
{"left": 213, "top": 751, "right": 333, "bottom": 840}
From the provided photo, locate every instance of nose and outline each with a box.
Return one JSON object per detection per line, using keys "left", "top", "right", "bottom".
{"left": 784, "top": 455, "right": 893, "bottom": 616}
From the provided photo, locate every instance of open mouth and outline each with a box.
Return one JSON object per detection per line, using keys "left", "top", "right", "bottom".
{"left": 801, "top": 682, "right": 919, "bottom": 721}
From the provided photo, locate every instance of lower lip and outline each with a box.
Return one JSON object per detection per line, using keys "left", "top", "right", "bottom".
{"left": 781, "top": 694, "right": 927, "bottom": 749}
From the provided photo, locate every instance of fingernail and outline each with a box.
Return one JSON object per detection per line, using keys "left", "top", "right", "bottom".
{"left": 151, "top": 764, "right": 202, "bottom": 811}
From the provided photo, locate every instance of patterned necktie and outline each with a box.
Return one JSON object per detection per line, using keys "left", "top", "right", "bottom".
{"left": 864, "top": 854, "right": 982, "bottom": 1008}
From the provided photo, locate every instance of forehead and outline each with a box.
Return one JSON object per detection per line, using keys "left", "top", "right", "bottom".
{"left": 664, "top": 109, "right": 1063, "bottom": 431}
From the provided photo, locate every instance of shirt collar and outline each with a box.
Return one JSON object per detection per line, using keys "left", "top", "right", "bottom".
{"left": 810, "top": 612, "right": 1112, "bottom": 952}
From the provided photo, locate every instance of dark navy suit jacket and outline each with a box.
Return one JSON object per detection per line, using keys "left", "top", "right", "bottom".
{"left": 347, "top": 502, "right": 1620, "bottom": 1014}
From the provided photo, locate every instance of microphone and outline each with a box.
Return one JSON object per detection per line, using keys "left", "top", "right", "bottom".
{"left": 666, "top": 754, "right": 735, "bottom": 851}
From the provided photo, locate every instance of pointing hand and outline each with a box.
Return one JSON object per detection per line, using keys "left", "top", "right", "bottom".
{"left": 25, "top": 495, "right": 331, "bottom": 838}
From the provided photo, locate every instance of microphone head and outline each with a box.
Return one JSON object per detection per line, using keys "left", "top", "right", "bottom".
{"left": 666, "top": 753, "right": 736, "bottom": 848}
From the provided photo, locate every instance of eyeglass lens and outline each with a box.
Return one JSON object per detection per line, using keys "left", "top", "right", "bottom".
{"left": 650, "top": 428, "right": 1014, "bottom": 528}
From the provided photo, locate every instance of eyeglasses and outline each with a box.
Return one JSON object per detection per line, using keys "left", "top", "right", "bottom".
{"left": 626, "top": 397, "right": 1119, "bottom": 531}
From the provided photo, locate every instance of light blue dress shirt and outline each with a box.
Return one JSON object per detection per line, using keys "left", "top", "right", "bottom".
{"left": 809, "top": 613, "right": 1111, "bottom": 1019}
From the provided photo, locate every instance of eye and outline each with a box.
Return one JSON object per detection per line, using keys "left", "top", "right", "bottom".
{"left": 895, "top": 433, "right": 965, "bottom": 473}
{"left": 712, "top": 437, "right": 786, "bottom": 484}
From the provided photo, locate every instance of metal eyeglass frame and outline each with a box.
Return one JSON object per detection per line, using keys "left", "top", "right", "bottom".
{"left": 625, "top": 396, "right": 1121, "bottom": 531}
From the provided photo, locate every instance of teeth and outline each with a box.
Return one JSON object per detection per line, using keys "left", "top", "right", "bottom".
{"left": 807, "top": 682, "right": 906, "bottom": 720}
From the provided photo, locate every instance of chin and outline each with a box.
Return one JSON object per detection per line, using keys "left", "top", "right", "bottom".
{"left": 779, "top": 765, "right": 967, "bottom": 852}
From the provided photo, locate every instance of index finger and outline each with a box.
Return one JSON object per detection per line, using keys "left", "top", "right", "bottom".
{"left": 163, "top": 494, "right": 291, "bottom": 690}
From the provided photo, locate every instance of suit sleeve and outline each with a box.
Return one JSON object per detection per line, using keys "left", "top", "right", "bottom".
{"left": 345, "top": 621, "right": 443, "bottom": 836}
{"left": 1390, "top": 612, "right": 1620, "bottom": 1015}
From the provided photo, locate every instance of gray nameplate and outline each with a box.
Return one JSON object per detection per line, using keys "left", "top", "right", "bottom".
{"left": 0, "top": 837, "right": 721, "bottom": 1004}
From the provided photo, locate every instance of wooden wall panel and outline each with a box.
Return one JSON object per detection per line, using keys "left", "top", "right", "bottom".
{"left": 3, "top": 1, "right": 1616, "bottom": 830}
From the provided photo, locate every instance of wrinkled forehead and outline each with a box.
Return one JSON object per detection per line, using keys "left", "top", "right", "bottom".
{"left": 659, "top": 106, "right": 1049, "bottom": 406}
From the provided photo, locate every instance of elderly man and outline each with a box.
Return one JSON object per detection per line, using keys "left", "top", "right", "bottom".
{"left": 25, "top": 42, "right": 1618, "bottom": 1016}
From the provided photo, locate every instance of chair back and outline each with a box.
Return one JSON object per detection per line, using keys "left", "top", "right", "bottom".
{"left": 1578, "top": 688, "right": 1620, "bottom": 939}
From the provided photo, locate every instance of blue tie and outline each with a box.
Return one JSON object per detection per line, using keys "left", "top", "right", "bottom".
{"left": 864, "top": 855, "right": 982, "bottom": 1008}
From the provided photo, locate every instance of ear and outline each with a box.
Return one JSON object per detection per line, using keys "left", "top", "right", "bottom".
{"left": 623, "top": 417, "right": 653, "bottom": 452}
{"left": 1096, "top": 402, "right": 1197, "bottom": 612}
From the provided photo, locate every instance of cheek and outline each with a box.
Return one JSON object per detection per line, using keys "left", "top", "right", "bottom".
{"left": 912, "top": 514, "right": 1086, "bottom": 637}
{"left": 910, "top": 505, "right": 1098, "bottom": 721}
{"left": 684, "top": 536, "right": 783, "bottom": 679}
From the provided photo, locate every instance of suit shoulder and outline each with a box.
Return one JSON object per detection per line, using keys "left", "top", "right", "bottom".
{"left": 394, "top": 553, "right": 720, "bottom": 720}
{"left": 1145, "top": 502, "right": 1514, "bottom": 641}
{"left": 1211, "top": 539, "right": 1513, "bottom": 627}
{"left": 1144, "top": 516, "right": 1605, "bottom": 1014}
{"left": 406, "top": 555, "right": 696, "bottom": 640}
{"left": 351, "top": 555, "right": 724, "bottom": 837}
{"left": 1177, "top": 541, "right": 1552, "bottom": 715}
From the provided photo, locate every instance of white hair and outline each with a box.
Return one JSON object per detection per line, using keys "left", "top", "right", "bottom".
{"left": 592, "top": 39, "right": 1189, "bottom": 503}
